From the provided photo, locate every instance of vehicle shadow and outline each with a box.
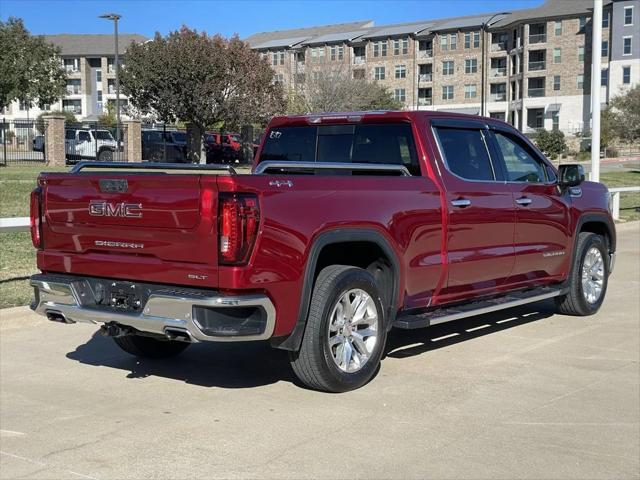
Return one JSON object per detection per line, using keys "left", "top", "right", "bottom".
{"left": 66, "top": 300, "right": 556, "bottom": 389}
{"left": 385, "top": 299, "right": 556, "bottom": 359}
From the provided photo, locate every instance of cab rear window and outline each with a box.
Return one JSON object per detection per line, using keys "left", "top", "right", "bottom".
{"left": 259, "top": 124, "right": 420, "bottom": 175}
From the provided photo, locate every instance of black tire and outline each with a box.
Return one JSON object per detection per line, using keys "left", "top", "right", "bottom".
{"left": 113, "top": 335, "right": 190, "bottom": 359}
{"left": 98, "top": 149, "right": 113, "bottom": 162}
{"left": 289, "top": 265, "right": 387, "bottom": 393}
{"left": 555, "top": 232, "right": 609, "bottom": 316}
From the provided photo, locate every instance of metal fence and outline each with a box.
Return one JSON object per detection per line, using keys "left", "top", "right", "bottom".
{"left": 0, "top": 118, "right": 45, "bottom": 165}
{"left": 65, "top": 121, "right": 128, "bottom": 163}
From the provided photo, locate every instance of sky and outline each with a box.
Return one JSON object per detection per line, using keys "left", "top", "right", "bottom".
{"left": 1, "top": 0, "right": 544, "bottom": 39}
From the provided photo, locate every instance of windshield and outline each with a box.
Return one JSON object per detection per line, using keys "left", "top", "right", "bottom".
{"left": 95, "top": 130, "right": 114, "bottom": 141}
{"left": 171, "top": 132, "right": 187, "bottom": 143}
{"left": 94, "top": 130, "right": 115, "bottom": 141}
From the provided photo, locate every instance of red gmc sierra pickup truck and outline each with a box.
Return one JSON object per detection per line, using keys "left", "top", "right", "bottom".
{"left": 29, "top": 111, "right": 615, "bottom": 392}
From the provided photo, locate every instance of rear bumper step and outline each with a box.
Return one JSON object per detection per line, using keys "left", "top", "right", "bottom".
{"left": 30, "top": 274, "right": 275, "bottom": 342}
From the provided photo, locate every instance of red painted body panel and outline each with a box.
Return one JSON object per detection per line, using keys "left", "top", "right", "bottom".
{"left": 35, "top": 111, "right": 614, "bottom": 340}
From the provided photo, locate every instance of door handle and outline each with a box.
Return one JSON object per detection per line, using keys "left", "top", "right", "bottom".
{"left": 516, "top": 197, "right": 532, "bottom": 206}
{"left": 451, "top": 199, "right": 472, "bottom": 208}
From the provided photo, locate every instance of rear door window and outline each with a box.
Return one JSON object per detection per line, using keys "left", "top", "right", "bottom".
{"left": 435, "top": 127, "right": 495, "bottom": 181}
{"left": 259, "top": 123, "right": 419, "bottom": 175}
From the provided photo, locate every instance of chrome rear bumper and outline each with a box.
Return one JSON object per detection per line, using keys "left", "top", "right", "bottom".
{"left": 30, "top": 274, "right": 275, "bottom": 342}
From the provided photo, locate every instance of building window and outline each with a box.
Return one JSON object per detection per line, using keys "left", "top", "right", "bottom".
{"left": 473, "top": 31, "right": 480, "bottom": 48}
{"left": 97, "top": 90, "right": 102, "bottom": 102}
{"left": 602, "top": 11, "right": 609, "bottom": 28}
{"left": 579, "top": 16, "right": 587, "bottom": 32}
{"left": 554, "top": 20, "right": 562, "bottom": 36}
{"left": 623, "top": 66, "right": 631, "bottom": 84}
{"left": 442, "top": 60, "right": 454, "bottom": 75}
{"left": 578, "top": 46, "right": 585, "bottom": 62}
{"left": 279, "top": 52, "right": 285, "bottom": 65}
{"left": 310, "top": 47, "right": 325, "bottom": 61}
{"left": 18, "top": 99, "right": 31, "bottom": 110}
{"left": 62, "top": 99, "right": 81, "bottom": 114}
{"left": 624, "top": 6, "right": 633, "bottom": 25}
{"left": 330, "top": 45, "right": 344, "bottom": 61}
{"left": 273, "top": 73, "right": 284, "bottom": 84}
{"left": 395, "top": 65, "right": 406, "bottom": 79}
{"left": 66, "top": 79, "right": 81, "bottom": 95}
{"left": 553, "top": 48, "right": 561, "bottom": 63}
{"left": 373, "top": 41, "right": 387, "bottom": 57}
{"left": 450, "top": 33, "right": 457, "bottom": 50}
{"left": 553, "top": 75, "right": 561, "bottom": 91}
{"left": 464, "top": 84, "right": 477, "bottom": 98}
{"left": 623, "top": 37, "right": 632, "bottom": 56}
{"left": 601, "top": 68, "right": 608, "bottom": 87}
{"left": 394, "top": 88, "right": 406, "bottom": 102}
{"left": 393, "top": 38, "right": 408, "bottom": 55}
{"left": 464, "top": 32, "right": 471, "bottom": 49}
{"left": 374, "top": 66, "right": 385, "bottom": 80}
{"left": 442, "top": 85, "right": 454, "bottom": 100}
{"left": 107, "top": 79, "right": 115, "bottom": 94}
{"left": 465, "top": 58, "right": 478, "bottom": 73}
{"left": 107, "top": 58, "right": 115, "bottom": 73}
{"left": 602, "top": 40, "right": 609, "bottom": 57}
{"left": 440, "top": 34, "right": 448, "bottom": 51}
{"left": 96, "top": 69, "right": 102, "bottom": 83}
{"left": 577, "top": 74, "right": 584, "bottom": 89}
{"left": 63, "top": 58, "right": 80, "bottom": 73}
{"left": 272, "top": 52, "right": 278, "bottom": 66}
{"left": 551, "top": 111, "right": 560, "bottom": 131}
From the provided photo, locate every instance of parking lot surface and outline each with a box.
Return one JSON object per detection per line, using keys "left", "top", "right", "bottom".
{"left": 1, "top": 224, "right": 639, "bottom": 480}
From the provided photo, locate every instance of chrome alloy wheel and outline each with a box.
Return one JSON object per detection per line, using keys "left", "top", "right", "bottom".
{"left": 581, "top": 247, "right": 605, "bottom": 304}
{"left": 327, "top": 289, "right": 379, "bottom": 373}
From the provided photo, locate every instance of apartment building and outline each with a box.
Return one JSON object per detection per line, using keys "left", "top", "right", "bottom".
{"left": 247, "top": 0, "right": 639, "bottom": 134}
{"left": 2, "top": 34, "right": 146, "bottom": 122}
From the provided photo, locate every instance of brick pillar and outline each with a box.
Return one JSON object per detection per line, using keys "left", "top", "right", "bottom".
{"left": 123, "top": 120, "right": 141, "bottom": 162}
{"left": 44, "top": 115, "right": 66, "bottom": 167}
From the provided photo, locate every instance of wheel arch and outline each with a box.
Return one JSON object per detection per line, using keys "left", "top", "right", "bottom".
{"left": 272, "top": 228, "right": 402, "bottom": 351}
{"left": 576, "top": 213, "right": 616, "bottom": 254}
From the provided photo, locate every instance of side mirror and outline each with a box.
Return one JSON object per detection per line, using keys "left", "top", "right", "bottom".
{"left": 558, "top": 164, "right": 585, "bottom": 188}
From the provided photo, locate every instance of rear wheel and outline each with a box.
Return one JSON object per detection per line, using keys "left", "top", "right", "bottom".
{"left": 289, "top": 265, "right": 386, "bottom": 393}
{"left": 113, "top": 335, "right": 189, "bottom": 359}
{"left": 98, "top": 149, "right": 113, "bottom": 162}
{"left": 555, "top": 232, "right": 609, "bottom": 316}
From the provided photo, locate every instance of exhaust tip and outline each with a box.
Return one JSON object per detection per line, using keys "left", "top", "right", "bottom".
{"left": 164, "top": 328, "right": 193, "bottom": 343}
{"left": 46, "top": 311, "right": 74, "bottom": 324}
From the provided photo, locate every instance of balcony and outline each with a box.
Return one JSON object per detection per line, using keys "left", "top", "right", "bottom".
{"left": 63, "top": 106, "right": 81, "bottom": 114}
{"left": 491, "top": 67, "right": 507, "bottom": 77}
{"left": 528, "top": 33, "right": 546, "bottom": 44}
{"left": 528, "top": 87, "right": 546, "bottom": 97}
{"left": 418, "top": 50, "right": 433, "bottom": 59}
{"left": 65, "top": 86, "right": 81, "bottom": 95}
{"left": 528, "top": 61, "right": 546, "bottom": 71}
{"left": 491, "top": 93, "right": 507, "bottom": 102}
{"left": 296, "top": 62, "right": 305, "bottom": 72}
{"left": 353, "top": 56, "right": 365, "bottom": 65}
{"left": 491, "top": 42, "right": 508, "bottom": 52}
{"left": 418, "top": 97, "right": 433, "bottom": 106}
{"left": 64, "top": 66, "right": 80, "bottom": 74}
{"left": 418, "top": 73, "right": 432, "bottom": 83}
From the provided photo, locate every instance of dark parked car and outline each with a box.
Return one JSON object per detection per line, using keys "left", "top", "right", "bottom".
{"left": 141, "top": 129, "right": 188, "bottom": 163}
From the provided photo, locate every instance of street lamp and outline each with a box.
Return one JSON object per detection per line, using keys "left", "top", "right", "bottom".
{"left": 481, "top": 12, "right": 510, "bottom": 117}
{"left": 99, "top": 12, "right": 122, "bottom": 152}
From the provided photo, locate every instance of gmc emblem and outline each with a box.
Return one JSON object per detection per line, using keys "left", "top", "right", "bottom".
{"left": 89, "top": 201, "right": 143, "bottom": 218}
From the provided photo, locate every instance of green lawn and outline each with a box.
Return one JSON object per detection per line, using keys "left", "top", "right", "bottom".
{"left": 0, "top": 165, "right": 638, "bottom": 309}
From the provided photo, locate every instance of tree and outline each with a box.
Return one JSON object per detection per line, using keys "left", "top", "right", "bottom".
{"left": 534, "top": 129, "right": 566, "bottom": 160}
{"left": 35, "top": 110, "right": 76, "bottom": 134}
{"left": 120, "top": 27, "right": 285, "bottom": 161}
{"left": 609, "top": 84, "right": 640, "bottom": 143}
{"left": 287, "top": 67, "right": 402, "bottom": 114}
{"left": 0, "top": 18, "right": 67, "bottom": 110}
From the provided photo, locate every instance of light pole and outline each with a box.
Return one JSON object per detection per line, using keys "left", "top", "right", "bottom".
{"left": 99, "top": 13, "right": 122, "bottom": 151}
{"left": 481, "top": 12, "right": 510, "bottom": 117}
{"left": 590, "top": 0, "right": 603, "bottom": 182}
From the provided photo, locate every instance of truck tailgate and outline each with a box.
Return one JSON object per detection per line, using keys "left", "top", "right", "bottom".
{"left": 38, "top": 173, "right": 220, "bottom": 287}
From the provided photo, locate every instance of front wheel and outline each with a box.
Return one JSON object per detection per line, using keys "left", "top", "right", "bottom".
{"left": 289, "top": 265, "right": 387, "bottom": 393}
{"left": 555, "top": 232, "right": 609, "bottom": 316}
{"left": 113, "top": 335, "right": 190, "bottom": 359}
{"left": 98, "top": 149, "right": 114, "bottom": 162}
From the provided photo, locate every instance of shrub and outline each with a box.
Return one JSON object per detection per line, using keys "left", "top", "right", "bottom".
{"left": 535, "top": 129, "right": 566, "bottom": 160}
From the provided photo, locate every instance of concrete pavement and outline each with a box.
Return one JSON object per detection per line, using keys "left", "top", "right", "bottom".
{"left": 1, "top": 223, "right": 639, "bottom": 479}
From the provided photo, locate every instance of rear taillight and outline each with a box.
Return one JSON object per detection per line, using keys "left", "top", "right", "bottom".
{"left": 218, "top": 193, "right": 260, "bottom": 265}
{"left": 30, "top": 187, "right": 42, "bottom": 249}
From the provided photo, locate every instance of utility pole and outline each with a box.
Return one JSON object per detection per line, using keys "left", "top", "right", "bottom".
{"left": 590, "top": 0, "right": 603, "bottom": 182}
{"left": 99, "top": 13, "right": 122, "bottom": 152}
